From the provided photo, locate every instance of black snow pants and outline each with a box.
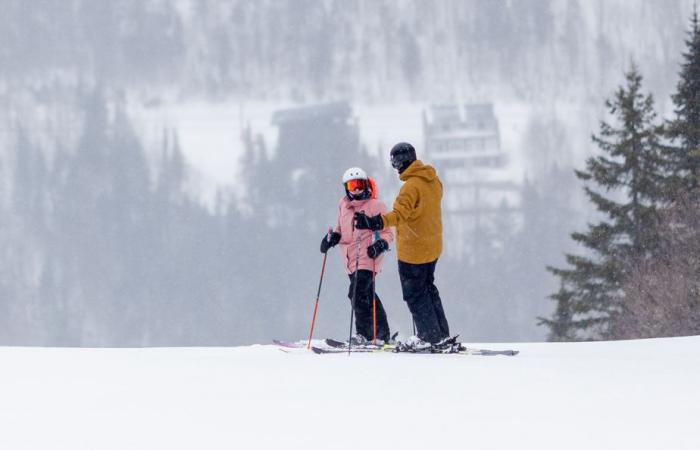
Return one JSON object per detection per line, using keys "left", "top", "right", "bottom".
{"left": 348, "top": 270, "right": 391, "bottom": 342}
{"left": 398, "top": 259, "right": 450, "bottom": 343}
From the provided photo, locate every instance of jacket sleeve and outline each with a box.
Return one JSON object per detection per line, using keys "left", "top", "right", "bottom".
{"left": 334, "top": 198, "right": 343, "bottom": 236}
{"left": 376, "top": 201, "right": 394, "bottom": 244}
{"left": 381, "top": 180, "right": 422, "bottom": 229}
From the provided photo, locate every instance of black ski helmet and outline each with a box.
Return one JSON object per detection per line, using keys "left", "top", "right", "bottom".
{"left": 390, "top": 142, "right": 417, "bottom": 173}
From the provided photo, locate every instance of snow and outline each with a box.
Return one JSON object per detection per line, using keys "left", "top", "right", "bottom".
{"left": 1, "top": 336, "right": 699, "bottom": 449}
{"left": 127, "top": 100, "right": 284, "bottom": 204}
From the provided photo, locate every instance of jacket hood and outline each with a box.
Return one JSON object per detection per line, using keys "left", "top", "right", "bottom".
{"left": 399, "top": 159, "right": 437, "bottom": 182}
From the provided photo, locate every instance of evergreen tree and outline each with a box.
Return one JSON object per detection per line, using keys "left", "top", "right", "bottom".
{"left": 545, "top": 66, "right": 666, "bottom": 340}
{"left": 539, "top": 283, "right": 577, "bottom": 342}
{"left": 666, "top": 8, "right": 700, "bottom": 194}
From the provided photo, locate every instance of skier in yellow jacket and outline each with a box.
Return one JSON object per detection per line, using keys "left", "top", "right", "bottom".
{"left": 354, "top": 142, "right": 450, "bottom": 347}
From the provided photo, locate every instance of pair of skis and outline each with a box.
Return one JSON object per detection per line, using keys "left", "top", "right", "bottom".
{"left": 273, "top": 338, "right": 519, "bottom": 356}
{"left": 322, "top": 337, "right": 519, "bottom": 356}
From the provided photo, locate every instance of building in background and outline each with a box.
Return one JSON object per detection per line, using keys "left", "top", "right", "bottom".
{"left": 266, "top": 101, "right": 373, "bottom": 229}
{"left": 423, "top": 103, "right": 522, "bottom": 261}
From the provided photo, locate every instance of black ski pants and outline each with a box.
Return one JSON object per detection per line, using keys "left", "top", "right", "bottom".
{"left": 348, "top": 270, "right": 391, "bottom": 342}
{"left": 398, "top": 259, "right": 449, "bottom": 343}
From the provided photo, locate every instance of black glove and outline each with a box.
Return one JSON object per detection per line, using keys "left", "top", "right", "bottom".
{"left": 320, "top": 231, "right": 341, "bottom": 253}
{"left": 367, "top": 239, "right": 389, "bottom": 259}
{"left": 354, "top": 212, "right": 383, "bottom": 231}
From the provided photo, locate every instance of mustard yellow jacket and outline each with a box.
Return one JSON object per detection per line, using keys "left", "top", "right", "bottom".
{"left": 381, "top": 160, "right": 443, "bottom": 264}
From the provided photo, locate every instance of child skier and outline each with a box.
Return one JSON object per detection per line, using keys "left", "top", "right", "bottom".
{"left": 320, "top": 167, "right": 394, "bottom": 344}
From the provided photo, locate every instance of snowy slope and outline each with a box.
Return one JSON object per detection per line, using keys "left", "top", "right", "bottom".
{"left": 1, "top": 337, "right": 699, "bottom": 450}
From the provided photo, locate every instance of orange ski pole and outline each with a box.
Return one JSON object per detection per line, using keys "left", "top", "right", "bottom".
{"left": 307, "top": 229, "right": 332, "bottom": 350}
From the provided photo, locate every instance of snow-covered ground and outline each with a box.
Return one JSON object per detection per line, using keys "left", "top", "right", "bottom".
{"left": 1, "top": 336, "right": 699, "bottom": 450}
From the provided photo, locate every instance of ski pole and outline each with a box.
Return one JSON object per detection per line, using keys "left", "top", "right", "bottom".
{"left": 348, "top": 233, "right": 362, "bottom": 355}
{"left": 372, "top": 269, "right": 377, "bottom": 345}
{"left": 307, "top": 228, "right": 333, "bottom": 350}
{"left": 371, "top": 231, "right": 380, "bottom": 345}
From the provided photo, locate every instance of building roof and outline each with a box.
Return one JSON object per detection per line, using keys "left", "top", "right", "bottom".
{"left": 272, "top": 101, "right": 351, "bottom": 125}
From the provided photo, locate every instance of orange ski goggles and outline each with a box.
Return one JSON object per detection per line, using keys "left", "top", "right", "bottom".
{"left": 344, "top": 179, "right": 369, "bottom": 192}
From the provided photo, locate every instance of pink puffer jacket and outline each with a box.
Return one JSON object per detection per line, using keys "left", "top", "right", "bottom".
{"left": 334, "top": 196, "right": 394, "bottom": 275}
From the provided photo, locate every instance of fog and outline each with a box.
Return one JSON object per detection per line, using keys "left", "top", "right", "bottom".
{"left": 0, "top": 0, "right": 690, "bottom": 346}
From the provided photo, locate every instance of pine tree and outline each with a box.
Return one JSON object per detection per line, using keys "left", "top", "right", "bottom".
{"left": 667, "top": 10, "right": 700, "bottom": 195}
{"left": 666, "top": 8, "right": 700, "bottom": 194}
{"left": 539, "top": 283, "right": 577, "bottom": 342}
{"left": 545, "top": 66, "right": 666, "bottom": 340}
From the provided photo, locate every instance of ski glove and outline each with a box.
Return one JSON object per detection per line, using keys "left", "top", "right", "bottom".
{"left": 367, "top": 239, "right": 389, "bottom": 259}
{"left": 320, "top": 231, "right": 341, "bottom": 253}
{"left": 353, "top": 212, "right": 383, "bottom": 231}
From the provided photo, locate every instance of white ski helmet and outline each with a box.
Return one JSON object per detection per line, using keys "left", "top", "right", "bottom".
{"left": 342, "top": 167, "right": 368, "bottom": 183}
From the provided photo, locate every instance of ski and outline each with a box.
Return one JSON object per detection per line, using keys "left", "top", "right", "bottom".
{"left": 278, "top": 338, "right": 519, "bottom": 356}
{"left": 312, "top": 345, "right": 518, "bottom": 355}
{"left": 390, "top": 335, "right": 460, "bottom": 353}
{"left": 321, "top": 335, "right": 518, "bottom": 355}
{"left": 325, "top": 338, "right": 347, "bottom": 348}
{"left": 324, "top": 338, "right": 386, "bottom": 350}
{"left": 311, "top": 346, "right": 386, "bottom": 354}
{"left": 393, "top": 339, "right": 519, "bottom": 356}
{"left": 390, "top": 335, "right": 519, "bottom": 356}
{"left": 456, "top": 347, "right": 519, "bottom": 356}
{"left": 325, "top": 330, "right": 400, "bottom": 350}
